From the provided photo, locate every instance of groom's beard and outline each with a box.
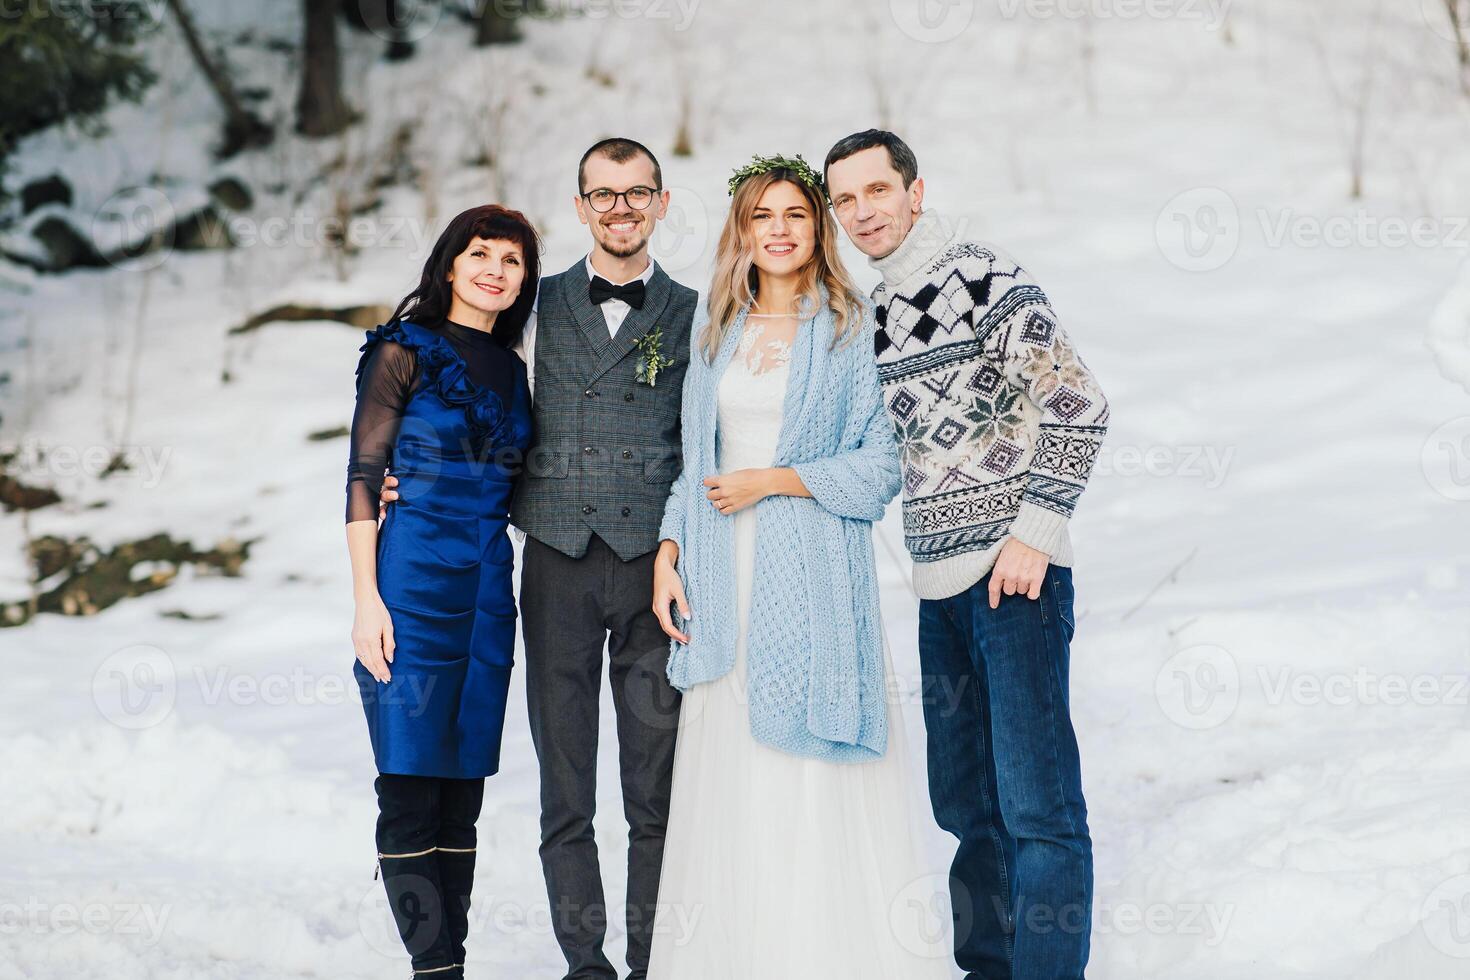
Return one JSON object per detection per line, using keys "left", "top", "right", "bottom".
{"left": 601, "top": 235, "right": 649, "bottom": 259}
{"left": 600, "top": 212, "right": 651, "bottom": 258}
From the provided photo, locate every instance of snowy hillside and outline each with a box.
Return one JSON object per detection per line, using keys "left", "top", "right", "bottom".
{"left": 2, "top": 0, "right": 1469, "bottom": 977}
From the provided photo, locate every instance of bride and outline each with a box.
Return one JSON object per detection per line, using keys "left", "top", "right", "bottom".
{"left": 647, "top": 155, "right": 951, "bottom": 979}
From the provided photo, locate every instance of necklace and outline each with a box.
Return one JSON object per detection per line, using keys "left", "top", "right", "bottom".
{"left": 747, "top": 312, "right": 795, "bottom": 318}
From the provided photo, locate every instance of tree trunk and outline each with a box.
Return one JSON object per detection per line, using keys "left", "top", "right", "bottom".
{"left": 1446, "top": 0, "right": 1470, "bottom": 95}
{"left": 165, "top": 0, "right": 272, "bottom": 157}
{"left": 475, "top": 1, "right": 522, "bottom": 46}
{"left": 341, "top": 0, "right": 415, "bottom": 60}
{"left": 297, "top": 0, "right": 357, "bottom": 137}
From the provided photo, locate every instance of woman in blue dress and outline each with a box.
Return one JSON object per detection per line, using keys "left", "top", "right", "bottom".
{"left": 345, "top": 204, "right": 538, "bottom": 979}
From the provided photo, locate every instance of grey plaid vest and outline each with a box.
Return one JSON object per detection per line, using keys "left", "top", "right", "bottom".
{"left": 509, "top": 259, "right": 697, "bottom": 561}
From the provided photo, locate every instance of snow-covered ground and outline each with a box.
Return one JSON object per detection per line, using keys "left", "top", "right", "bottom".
{"left": 2, "top": 1, "right": 1469, "bottom": 977}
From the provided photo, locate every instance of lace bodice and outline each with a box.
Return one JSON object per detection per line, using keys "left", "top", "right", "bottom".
{"left": 716, "top": 322, "right": 793, "bottom": 472}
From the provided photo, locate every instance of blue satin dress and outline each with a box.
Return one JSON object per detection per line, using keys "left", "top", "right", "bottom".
{"left": 352, "top": 319, "right": 533, "bottom": 778}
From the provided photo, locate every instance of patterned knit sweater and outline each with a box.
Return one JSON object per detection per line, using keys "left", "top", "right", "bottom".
{"left": 871, "top": 210, "right": 1109, "bottom": 600}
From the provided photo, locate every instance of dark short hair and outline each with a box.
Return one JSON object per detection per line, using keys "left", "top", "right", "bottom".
{"left": 577, "top": 137, "right": 663, "bottom": 194}
{"left": 388, "top": 204, "right": 541, "bottom": 352}
{"left": 823, "top": 130, "right": 919, "bottom": 189}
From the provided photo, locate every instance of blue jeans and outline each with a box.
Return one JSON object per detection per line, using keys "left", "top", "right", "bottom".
{"left": 918, "top": 566, "right": 1092, "bottom": 980}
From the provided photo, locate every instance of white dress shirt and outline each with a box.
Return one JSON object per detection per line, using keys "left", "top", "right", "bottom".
{"left": 512, "top": 254, "right": 657, "bottom": 397}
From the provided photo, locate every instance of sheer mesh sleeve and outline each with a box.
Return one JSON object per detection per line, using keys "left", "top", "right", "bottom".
{"left": 346, "top": 340, "right": 417, "bottom": 523}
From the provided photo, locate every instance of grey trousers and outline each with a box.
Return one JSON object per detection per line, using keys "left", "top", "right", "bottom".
{"left": 520, "top": 533, "right": 681, "bottom": 980}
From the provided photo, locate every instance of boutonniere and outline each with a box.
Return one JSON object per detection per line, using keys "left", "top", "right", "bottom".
{"left": 634, "top": 328, "right": 673, "bottom": 387}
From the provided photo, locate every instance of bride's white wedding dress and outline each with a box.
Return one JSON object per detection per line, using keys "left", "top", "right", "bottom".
{"left": 646, "top": 323, "right": 953, "bottom": 980}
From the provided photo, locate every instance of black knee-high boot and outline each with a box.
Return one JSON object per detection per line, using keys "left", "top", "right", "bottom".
{"left": 376, "top": 774, "right": 458, "bottom": 977}
{"left": 437, "top": 846, "right": 476, "bottom": 968}
{"left": 436, "top": 777, "right": 485, "bottom": 970}
{"left": 376, "top": 850, "right": 458, "bottom": 975}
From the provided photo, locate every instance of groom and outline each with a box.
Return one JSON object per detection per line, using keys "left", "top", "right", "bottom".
{"left": 825, "top": 130, "right": 1108, "bottom": 980}
{"left": 511, "top": 138, "right": 696, "bottom": 980}
{"left": 382, "top": 138, "right": 695, "bottom": 980}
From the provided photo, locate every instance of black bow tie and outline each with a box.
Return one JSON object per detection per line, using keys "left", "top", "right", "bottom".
{"left": 589, "top": 276, "right": 646, "bottom": 310}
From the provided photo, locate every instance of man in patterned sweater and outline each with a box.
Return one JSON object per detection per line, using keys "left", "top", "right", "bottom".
{"left": 826, "top": 130, "right": 1108, "bottom": 980}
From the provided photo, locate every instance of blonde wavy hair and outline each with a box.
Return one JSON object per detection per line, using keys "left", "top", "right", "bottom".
{"left": 701, "top": 169, "right": 865, "bottom": 363}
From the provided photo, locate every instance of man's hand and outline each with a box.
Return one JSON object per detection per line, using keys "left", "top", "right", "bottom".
{"left": 989, "top": 537, "right": 1050, "bottom": 609}
{"left": 704, "top": 469, "right": 771, "bottom": 515}
{"left": 378, "top": 474, "right": 399, "bottom": 522}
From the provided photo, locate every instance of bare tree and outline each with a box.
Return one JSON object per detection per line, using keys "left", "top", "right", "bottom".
{"left": 165, "top": 0, "right": 272, "bottom": 156}
{"left": 1445, "top": 0, "right": 1470, "bottom": 94}
{"left": 297, "top": 0, "right": 357, "bottom": 137}
{"left": 1309, "top": 0, "right": 1385, "bottom": 199}
{"left": 475, "top": 0, "right": 523, "bottom": 46}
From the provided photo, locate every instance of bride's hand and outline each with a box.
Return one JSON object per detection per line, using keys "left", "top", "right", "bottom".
{"left": 652, "top": 541, "right": 691, "bottom": 643}
{"left": 352, "top": 592, "right": 395, "bottom": 683}
{"left": 703, "top": 469, "right": 770, "bottom": 515}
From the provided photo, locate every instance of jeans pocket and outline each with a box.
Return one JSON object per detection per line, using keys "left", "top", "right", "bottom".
{"left": 1052, "top": 569, "right": 1076, "bottom": 640}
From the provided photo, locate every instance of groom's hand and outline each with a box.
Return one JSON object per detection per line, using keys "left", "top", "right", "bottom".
{"left": 378, "top": 474, "right": 399, "bottom": 522}
{"left": 989, "top": 538, "right": 1050, "bottom": 609}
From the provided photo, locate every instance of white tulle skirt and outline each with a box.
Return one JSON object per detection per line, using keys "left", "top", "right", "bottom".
{"left": 646, "top": 501, "right": 954, "bottom": 980}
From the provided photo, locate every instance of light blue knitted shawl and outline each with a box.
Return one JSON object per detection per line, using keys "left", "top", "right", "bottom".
{"left": 657, "top": 298, "right": 902, "bottom": 763}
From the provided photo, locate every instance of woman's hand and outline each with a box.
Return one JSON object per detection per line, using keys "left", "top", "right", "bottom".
{"left": 353, "top": 592, "right": 395, "bottom": 683}
{"left": 651, "top": 540, "right": 692, "bottom": 644}
{"left": 703, "top": 469, "right": 772, "bottom": 515}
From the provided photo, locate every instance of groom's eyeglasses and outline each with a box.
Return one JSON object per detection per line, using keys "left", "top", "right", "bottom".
{"left": 581, "top": 185, "right": 659, "bottom": 213}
